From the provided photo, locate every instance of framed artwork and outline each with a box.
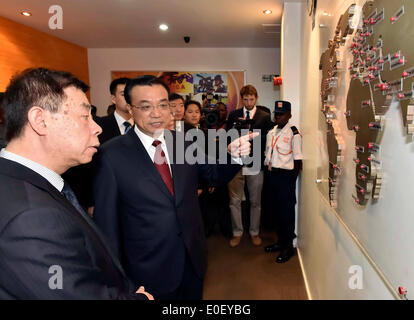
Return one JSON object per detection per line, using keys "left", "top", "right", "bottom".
{"left": 111, "top": 70, "right": 245, "bottom": 114}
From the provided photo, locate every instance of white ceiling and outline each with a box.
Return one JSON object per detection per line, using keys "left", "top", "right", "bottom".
{"left": 0, "top": 0, "right": 287, "bottom": 48}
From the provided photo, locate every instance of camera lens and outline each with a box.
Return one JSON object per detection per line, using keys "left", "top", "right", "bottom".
{"left": 205, "top": 111, "right": 219, "bottom": 126}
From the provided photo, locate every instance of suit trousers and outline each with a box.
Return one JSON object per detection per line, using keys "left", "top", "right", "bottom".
{"left": 266, "top": 168, "right": 297, "bottom": 247}
{"left": 156, "top": 250, "right": 203, "bottom": 300}
{"left": 228, "top": 168, "right": 264, "bottom": 237}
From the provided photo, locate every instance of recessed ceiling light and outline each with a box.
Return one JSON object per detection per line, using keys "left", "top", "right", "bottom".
{"left": 21, "top": 10, "right": 32, "bottom": 17}
{"left": 159, "top": 24, "right": 169, "bottom": 31}
{"left": 263, "top": 10, "right": 272, "bottom": 15}
{"left": 321, "top": 11, "right": 329, "bottom": 16}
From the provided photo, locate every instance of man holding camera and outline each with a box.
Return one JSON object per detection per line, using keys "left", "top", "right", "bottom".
{"left": 226, "top": 85, "right": 273, "bottom": 247}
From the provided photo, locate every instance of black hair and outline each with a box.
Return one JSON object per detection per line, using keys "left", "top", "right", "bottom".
{"left": 215, "top": 101, "right": 227, "bottom": 110}
{"left": 4, "top": 67, "right": 88, "bottom": 142}
{"left": 107, "top": 104, "right": 115, "bottom": 115}
{"left": 109, "top": 77, "right": 130, "bottom": 95}
{"left": 91, "top": 105, "right": 97, "bottom": 116}
{"left": 169, "top": 93, "right": 184, "bottom": 103}
{"left": 184, "top": 100, "right": 201, "bottom": 112}
{"left": 123, "top": 75, "right": 170, "bottom": 105}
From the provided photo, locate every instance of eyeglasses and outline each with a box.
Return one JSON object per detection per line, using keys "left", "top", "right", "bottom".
{"left": 130, "top": 103, "right": 170, "bottom": 113}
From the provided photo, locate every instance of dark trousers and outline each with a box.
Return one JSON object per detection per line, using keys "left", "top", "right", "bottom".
{"left": 199, "top": 184, "right": 232, "bottom": 237}
{"left": 156, "top": 251, "right": 203, "bottom": 300}
{"left": 266, "top": 168, "right": 297, "bottom": 248}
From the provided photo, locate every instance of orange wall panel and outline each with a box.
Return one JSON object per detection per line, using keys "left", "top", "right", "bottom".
{"left": 0, "top": 15, "right": 89, "bottom": 92}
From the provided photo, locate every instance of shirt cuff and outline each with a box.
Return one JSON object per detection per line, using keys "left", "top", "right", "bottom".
{"left": 231, "top": 157, "right": 243, "bottom": 165}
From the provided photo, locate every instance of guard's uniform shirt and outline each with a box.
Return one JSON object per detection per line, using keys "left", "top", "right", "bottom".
{"left": 264, "top": 121, "right": 303, "bottom": 170}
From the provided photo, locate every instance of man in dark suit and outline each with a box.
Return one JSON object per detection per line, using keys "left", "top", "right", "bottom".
{"left": 0, "top": 68, "right": 152, "bottom": 300}
{"left": 96, "top": 77, "right": 133, "bottom": 144}
{"left": 226, "top": 85, "right": 273, "bottom": 248}
{"left": 93, "top": 75, "right": 256, "bottom": 300}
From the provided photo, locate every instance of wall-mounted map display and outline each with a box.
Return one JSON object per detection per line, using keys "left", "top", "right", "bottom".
{"left": 319, "top": 0, "right": 414, "bottom": 207}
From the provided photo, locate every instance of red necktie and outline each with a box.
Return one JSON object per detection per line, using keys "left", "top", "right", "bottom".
{"left": 152, "top": 140, "right": 174, "bottom": 196}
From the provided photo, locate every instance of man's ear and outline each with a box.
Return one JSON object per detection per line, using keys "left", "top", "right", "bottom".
{"left": 127, "top": 104, "right": 133, "bottom": 116}
{"left": 110, "top": 94, "right": 116, "bottom": 105}
{"left": 27, "top": 106, "right": 48, "bottom": 136}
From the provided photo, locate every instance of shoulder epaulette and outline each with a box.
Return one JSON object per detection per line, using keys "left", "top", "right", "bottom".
{"left": 290, "top": 126, "right": 299, "bottom": 135}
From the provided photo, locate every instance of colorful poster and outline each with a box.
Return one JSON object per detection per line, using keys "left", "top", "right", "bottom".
{"left": 111, "top": 70, "right": 245, "bottom": 114}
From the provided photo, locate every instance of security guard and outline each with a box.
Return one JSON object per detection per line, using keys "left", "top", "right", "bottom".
{"left": 264, "top": 100, "right": 303, "bottom": 263}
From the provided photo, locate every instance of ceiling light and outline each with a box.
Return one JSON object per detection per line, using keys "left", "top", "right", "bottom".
{"left": 321, "top": 11, "right": 329, "bottom": 16}
{"left": 159, "top": 24, "right": 168, "bottom": 31}
{"left": 263, "top": 10, "right": 272, "bottom": 15}
{"left": 21, "top": 11, "right": 32, "bottom": 17}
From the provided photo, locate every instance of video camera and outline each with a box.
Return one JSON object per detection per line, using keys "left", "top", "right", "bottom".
{"left": 233, "top": 117, "right": 254, "bottom": 132}
{"left": 202, "top": 92, "right": 220, "bottom": 127}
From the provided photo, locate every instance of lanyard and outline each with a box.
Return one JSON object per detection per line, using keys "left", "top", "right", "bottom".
{"left": 270, "top": 129, "right": 292, "bottom": 157}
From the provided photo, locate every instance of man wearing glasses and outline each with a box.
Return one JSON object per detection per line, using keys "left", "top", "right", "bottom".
{"left": 93, "top": 75, "right": 256, "bottom": 300}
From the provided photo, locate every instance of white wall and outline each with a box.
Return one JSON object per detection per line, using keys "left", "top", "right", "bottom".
{"left": 88, "top": 48, "right": 280, "bottom": 116}
{"left": 281, "top": 2, "right": 303, "bottom": 127}
{"left": 281, "top": 1, "right": 304, "bottom": 251}
{"left": 292, "top": 0, "right": 406, "bottom": 299}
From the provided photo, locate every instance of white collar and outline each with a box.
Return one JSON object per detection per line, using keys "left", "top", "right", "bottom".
{"left": 114, "top": 110, "right": 133, "bottom": 127}
{"left": 243, "top": 106, "right": 256, "bottom": 118}
{"left": 0, "top": 148, "right": 64, "bottom": 192}
{"left": 134, "top": 126, "right": 166, "bottom": 151}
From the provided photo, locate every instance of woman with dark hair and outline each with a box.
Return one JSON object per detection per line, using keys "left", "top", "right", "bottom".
{"left": 183, "top": 100, "right": 215, "bottom": 235}
{"left": 184, "top": 100, "right": 232, "bottom": 237}
{"left": 184, "top": 100, "right": 202, "bottom": 130}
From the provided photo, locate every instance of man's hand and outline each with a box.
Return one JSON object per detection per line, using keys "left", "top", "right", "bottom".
{"left": 87, "top": 206, "right": 94, "bottom": 218}
{"left": 293, "top": 160, "right": 302, "bottom": 178}
{"left": 136, "top": 286, "right": 154, "bottom": 300}
{"left": 227, "top": 132, "right": 259, "bottom": 157}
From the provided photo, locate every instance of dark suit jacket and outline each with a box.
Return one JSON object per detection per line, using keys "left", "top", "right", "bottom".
{"left": 93, "top": 128, "right": 241, "bottom": 297}
{"left": 96, "top": 113, "right": 121, "bottom": 145}
{"left": 0, "top": 158, "right": 146, "bottom": 300}
{"left": 226, "top": 106, "right": 273, "bottom": 170}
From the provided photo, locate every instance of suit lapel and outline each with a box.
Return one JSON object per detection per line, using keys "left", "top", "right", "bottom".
{"left": 123, "top": 129, "right": 175, "bottom": 202}
{"left": 237, "top": 108, "right": 244, "bottom": 119}
{"left": 110, "top": 114, "right": 122, "bottom": 136}
{"left": 251, "top": 108, "right": 266, "bottom": 129}
{"left": 0, "top": 158, "right": 127, "bottom": 277}
{"left": 52, "top": 185, "right": 127, "bottom": 277}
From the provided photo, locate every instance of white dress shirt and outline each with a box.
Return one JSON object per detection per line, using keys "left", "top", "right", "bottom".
{"left": 0, "top": 148, "right": 64, "bottom": 192}
{"left": 114, "top": 111, "right": 134, "bottom": 135}
{"left": 243, "top": 106, "right": 257, "bottom": 119}
{"left": 134, "top": 126, "right": 172, "bottom": 175}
